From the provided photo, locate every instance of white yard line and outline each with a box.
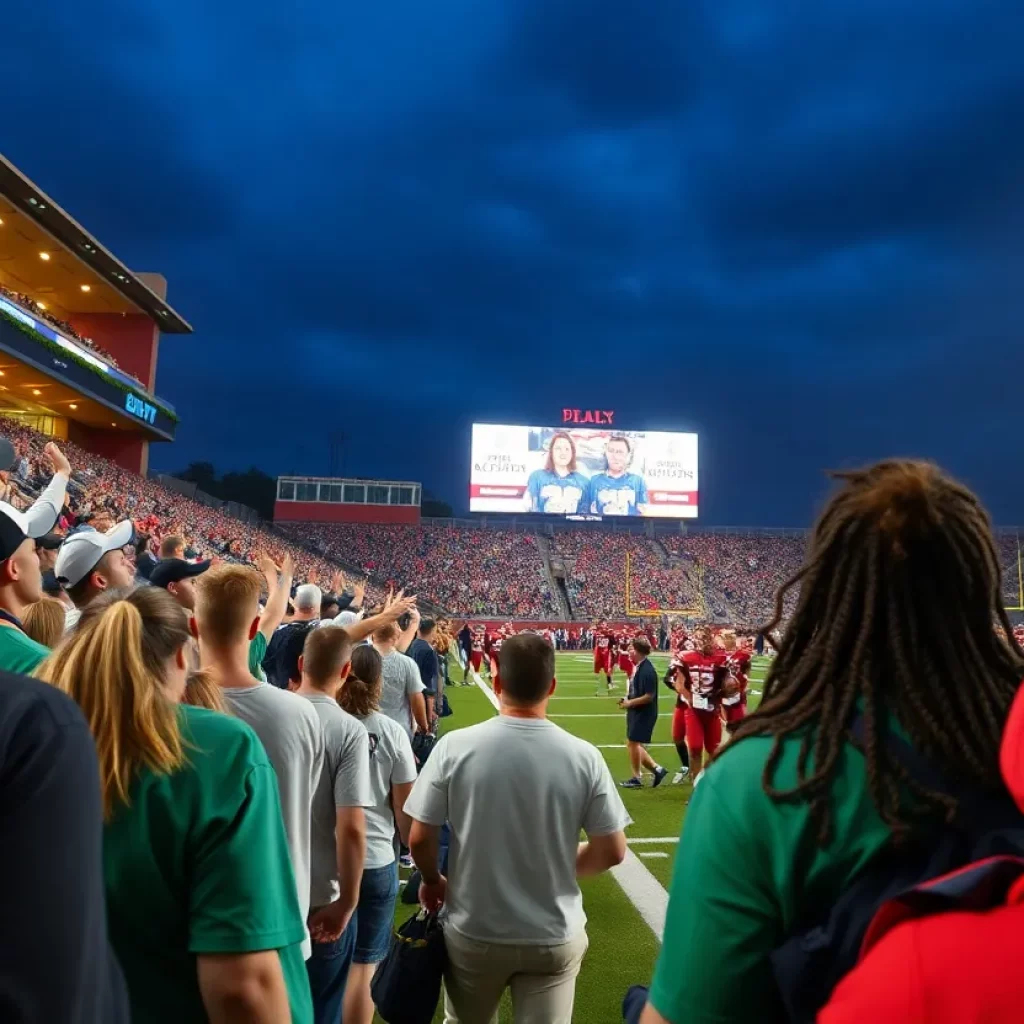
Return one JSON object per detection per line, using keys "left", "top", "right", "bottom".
{"left": 627, "top": 836, "right": 680, "bottom": 845}
{"left": 550, "top": 712, "right": 675, "bottom": 718}
{"left": 611, "top": 850, "right": 668, "bottom": 941}
{"left": 639, "top": 852, "right": 669, "bottom": 859}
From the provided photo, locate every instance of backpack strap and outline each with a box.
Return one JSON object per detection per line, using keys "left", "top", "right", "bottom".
{"left": 861, "top": 854, "right": 1024, "bottom": 955}
{"left": 849, "top": 713, "right": 956, "bottom": 795}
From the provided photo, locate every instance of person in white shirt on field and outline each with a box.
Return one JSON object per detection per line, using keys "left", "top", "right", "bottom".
{"left": 406, "top": 632, "right": 631, "bottom": 1024}
{"left": 336, "top": 644, "right": 418, "bottom": 1024}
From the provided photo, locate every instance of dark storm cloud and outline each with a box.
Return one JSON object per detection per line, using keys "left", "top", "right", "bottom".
{"left": 2, "top": 0, "right": 1024, "bottom": 524}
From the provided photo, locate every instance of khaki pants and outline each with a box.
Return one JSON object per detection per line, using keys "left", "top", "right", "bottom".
{"left": 442, "top": 928, "right": 589, "bottom": 1024}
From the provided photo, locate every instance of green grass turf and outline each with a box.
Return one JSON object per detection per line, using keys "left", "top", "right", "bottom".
{"left": 378, "top": 650, "right": 772, "bottom": 1022}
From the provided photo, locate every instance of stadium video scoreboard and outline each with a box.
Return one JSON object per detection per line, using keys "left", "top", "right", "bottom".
{"left": 470, "top": 409, "right": 699, "bottom": 519}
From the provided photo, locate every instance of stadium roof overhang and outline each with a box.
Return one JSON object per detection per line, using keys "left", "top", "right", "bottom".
{"left": 0, "top": 352, "right": 172, "bottom": 439}
{"left": 0, "top": 153, "right": 192, "bottom": 334}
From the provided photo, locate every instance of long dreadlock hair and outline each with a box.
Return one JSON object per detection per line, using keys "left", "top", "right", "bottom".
{"left": 727, "top": 460, "right": 1024, "bottom": 846}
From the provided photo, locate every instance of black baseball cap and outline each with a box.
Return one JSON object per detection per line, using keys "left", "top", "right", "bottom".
{"left": 0, "top": 502, "right": 58, "bottom": 563}
{"left": 37, "top": 532, "right": 64, "bottom": 551}
{"left": 41, "top": 569, "right": 63, "bottom": 596}
{"left": 149, "top": 558, "right": 212, "bottom": 590}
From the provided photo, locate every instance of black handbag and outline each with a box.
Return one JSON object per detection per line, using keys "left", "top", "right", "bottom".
{"left": 371, "top": 909, "right": 447, "bottom": 1024}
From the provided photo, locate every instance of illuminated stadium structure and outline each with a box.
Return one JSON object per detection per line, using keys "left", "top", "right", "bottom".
{"left": 0, "top": 153, "right": 188, "bottom": 474}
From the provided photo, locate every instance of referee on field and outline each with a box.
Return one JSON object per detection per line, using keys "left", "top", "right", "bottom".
{"left": 618, "top": 637, "right": 668, "bottom": 789}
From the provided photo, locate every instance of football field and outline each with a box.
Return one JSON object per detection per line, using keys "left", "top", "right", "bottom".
{"left": 386, "top": 650, "right": 769, "bottom": 1023}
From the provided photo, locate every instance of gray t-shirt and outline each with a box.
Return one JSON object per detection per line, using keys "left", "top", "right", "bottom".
{"left": 376, "top": 648, "right": 425, "bottom": 738}
{"left": 301, "top": 694, "right": 372, "bottom": 907}
{"left": 404, "top": 716, "right": 631, "bottom": 944}
{"left": 358, "top": 711, "right": 418, "bottom": 869}
{"left": 221, "top": 683, "right": 324, "bottom": 959}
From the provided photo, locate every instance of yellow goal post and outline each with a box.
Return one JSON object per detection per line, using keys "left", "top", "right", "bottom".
{"left": 1006, "top": 536, "right": 1024, "bottom": 612}
{"left": 624, "top": 551, "right": 705, "bottom": 619}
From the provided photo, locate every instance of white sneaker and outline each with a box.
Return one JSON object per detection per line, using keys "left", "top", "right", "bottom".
{"left": 672, "top": 769, "right": 689, "bottom": 785}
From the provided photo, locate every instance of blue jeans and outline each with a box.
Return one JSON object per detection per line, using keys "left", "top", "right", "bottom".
{"left": 352, "top": 862, "right": 400, "bottom": 964}
{"left": 305, "top": 918, "right": 356, "bottom": 1024}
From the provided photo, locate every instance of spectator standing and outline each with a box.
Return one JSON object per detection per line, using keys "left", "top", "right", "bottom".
{"left": 195, "top": 564, "right": 325, "bottom": 963}
{"left": 134, "top": 533, "right": 157, "bottom": 581}
{"left": 295, "top": 628, "right": 371, "bottom": 1024}
{"left": 293, "top": 583, "right": 323, "bottom": 624}
{"left": 159, "top": 535, "right": 185, "bottom": 560}
{"left": 407, "top": 617, "right": 441, "bottom": 723}
{"left": 0, "top": 671, "right": 129, "bottom": 1024}
{"left": 38, "top": 587, "right": 312, "bottom": 1023}
{"left": 149, "top": 557, "right": 212, "bottom": 612}
{"left": 372, "top": 617, "right": 428, "bottom": 740}
{"left": 0, "top": 504, "right": 56, "bottom": 673}
{"left": 55, "top": 520, "right": 136, "bottom": 633}
{"left": 22, "top": 596, "right": 66, "bottom": 649}
{"left": 639, "top": 461, "right": 1024, "bottom": 1024}
{"left": 35, "top": 532, "right": 62, "bottom": 575}
{"left": 337, "top": 645, "right": 418, "bottom": 1024}
{"left": 407, "top": 633, "right": 631, "bottom": 1023}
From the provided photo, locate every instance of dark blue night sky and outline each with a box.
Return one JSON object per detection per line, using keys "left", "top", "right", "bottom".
{"left": 3, "top": 1, "right": 1024, "bottom": 525}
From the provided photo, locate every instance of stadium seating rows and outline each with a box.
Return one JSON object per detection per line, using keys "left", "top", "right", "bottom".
{"left": 6, "top": 415, "right": 1023, "bottom": 625}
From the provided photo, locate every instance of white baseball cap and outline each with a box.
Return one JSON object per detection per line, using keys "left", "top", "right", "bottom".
{"left": 55, "top": 520, "right": 134, "bottom": 588}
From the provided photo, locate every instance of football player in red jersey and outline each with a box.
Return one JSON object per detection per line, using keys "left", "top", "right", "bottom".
{"left": 680, "top": 627, "right": 736, "bottom": 779}
{"left": 721, "top": 630, "right": 752, "bottom": 736}
{"left": 469, "top": 630, "right": 486, "bottom": 680}
{"left": 594, "top": 624, "right": 615, "bottom": 690}
{"left": 617, "top": 635, "right": 635, "bottom": 681}
{"left": 664, "top": 647, "right": 691, "bottom": 784}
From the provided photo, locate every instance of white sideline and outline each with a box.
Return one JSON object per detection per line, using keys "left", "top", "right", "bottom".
{"left": 471, "top": 672, "right": 501, "bottom": 711}
{"left": 463, "top": 673, "right": 668, "bottom": 942}
{"left": 611, "top": 850, "right": 668, "bottom": 941}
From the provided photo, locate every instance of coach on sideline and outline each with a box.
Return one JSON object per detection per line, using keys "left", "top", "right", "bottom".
{"left": 405, "top": 633, "right": 631, "bottom": 1024}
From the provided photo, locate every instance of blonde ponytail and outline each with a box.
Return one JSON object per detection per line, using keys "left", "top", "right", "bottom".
{"left": 36, "top": 587, "right": 189, "bottom": 819}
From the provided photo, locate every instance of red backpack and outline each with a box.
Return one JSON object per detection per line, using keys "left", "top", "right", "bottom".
{"left": 815, "top": 687, "right": 1024, "bottom": 1023}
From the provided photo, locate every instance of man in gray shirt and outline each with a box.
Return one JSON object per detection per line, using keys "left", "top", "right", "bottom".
{"left": 371, "top": 619, "right": 427, "bottom": 739}
{"left": 195, "top": 565, "right": 325, "bottom": 962}
{"left": 295, "top": 626, "right": 371, "bottom": 1024}
{"left": 407, "top": 633, "right": 631, "bottom": 1024}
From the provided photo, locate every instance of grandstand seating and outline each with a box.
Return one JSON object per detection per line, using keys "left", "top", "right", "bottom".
{"left": 0, "top": 416, "right": 360, "bottom": 598}
{"left": 9, "top": 412, "right": 1023, "bottom": 627}
{"left": 281, "top": 522, "right": 560, "bottom": 618}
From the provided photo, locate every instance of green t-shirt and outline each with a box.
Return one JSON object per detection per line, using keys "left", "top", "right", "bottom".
{"left": 103, "top": 704, "right": 312, "bottom": 1023}
{"left": 650, "top": 732, "right": 896, "bottom": 1024}
{"left": 0, "top": 625, "right": 49, "bottom": 675}
{"left": 249, "top": 630, "right": 268, "bottom": 682}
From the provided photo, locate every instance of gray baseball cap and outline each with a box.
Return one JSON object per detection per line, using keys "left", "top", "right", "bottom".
{"left": 55, "top": 520, "right": 134, "bottom": 588}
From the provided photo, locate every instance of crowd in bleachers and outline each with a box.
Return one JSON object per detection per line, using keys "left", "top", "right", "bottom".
{"left": 0, "top": 282, "right": 146, "bottom": 387}
{"left": 0, "top": 416, "right": 359, "bottom": 595}
{"left": 548, "top": 532, "right": 699, "bottom": 620}
{"left": 283, "top": 521, "right": 560, "bottom": 618}
{"left": 663, "top": 533, "right": 807, "bottom": 627}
